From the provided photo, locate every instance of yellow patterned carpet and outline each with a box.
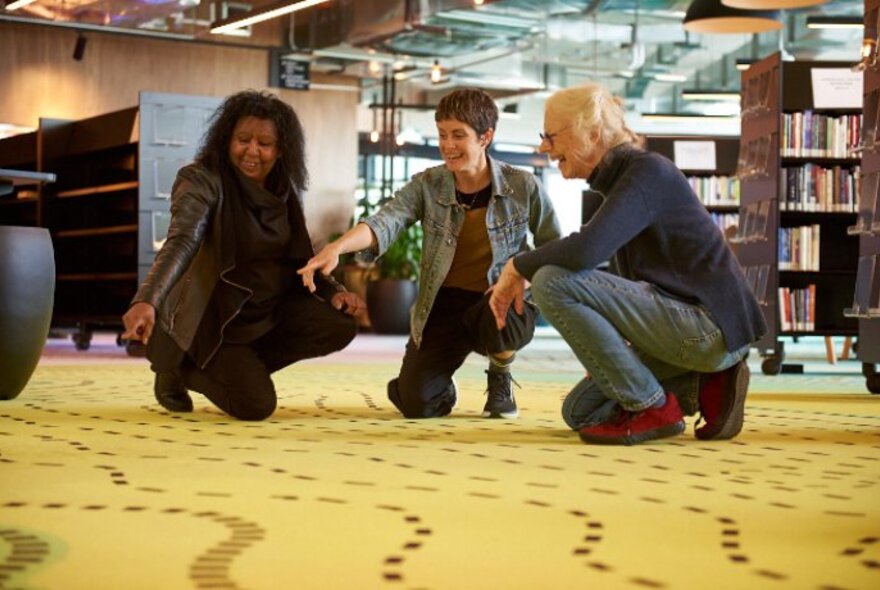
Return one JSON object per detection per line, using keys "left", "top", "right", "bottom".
{"left": 1, "top": 336, "right": 879, "bottom": 590}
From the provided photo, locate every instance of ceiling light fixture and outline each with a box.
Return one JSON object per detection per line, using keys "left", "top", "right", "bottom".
{"left": 654, "top": 72, "right": 688, "bottom": 83}
{"left": 683, "top": 0, "right": 782, "bottom": 34}
{"left": 641, "top": 112, "right": 739, "bottom": 123}
{"left": 722, "top": 0, "right": 828, "bottom": 8}
{"left": 370, "top": 94, "right": 380, "bottom": 143}
{"left": 681, "top": 89, "right": 741, "bottom": 101}
{"left": 5, "top": 0, "right": 37, "bottom": 10}
{"left": 430, "top": 60, "right": 443, "bottom": 84}
{"left": 210, "top": 0, "right": 330, "bottom": 35}
{"left": 805, "top": 16, "right": 863, "bottom": 30}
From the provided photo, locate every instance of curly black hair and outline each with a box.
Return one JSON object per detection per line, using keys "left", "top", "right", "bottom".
{"left": 195, "top": 89, "right": 308, "bottom": 195}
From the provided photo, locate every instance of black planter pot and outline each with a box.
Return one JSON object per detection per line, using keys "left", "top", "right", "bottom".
{"left": 366, "top": 278, "right": 418, "bottom": 335}
{"left": 0, "top": 226, "right": 55, "bottom": 400}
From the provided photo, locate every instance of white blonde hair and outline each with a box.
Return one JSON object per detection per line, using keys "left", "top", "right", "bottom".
{"left": 545, "top": 83, "right": 641, "bottom": 150}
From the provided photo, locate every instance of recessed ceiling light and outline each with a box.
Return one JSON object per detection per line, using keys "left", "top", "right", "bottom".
{"left": 681, "top": 89, "right": 741, "bottom": 101}
{"left": 805, "top": 16, "right": 864, "bottom": 30}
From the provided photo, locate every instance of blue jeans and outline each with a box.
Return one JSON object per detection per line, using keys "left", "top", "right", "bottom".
{"left": 530, "top": 266, "right": 748, "bottom": 430}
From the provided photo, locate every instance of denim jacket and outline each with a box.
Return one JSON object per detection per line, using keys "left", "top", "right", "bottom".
{"left": 362, "top": 155, "right": 562, "bottom": 347}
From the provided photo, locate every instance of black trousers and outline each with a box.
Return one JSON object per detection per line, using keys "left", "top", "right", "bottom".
{"left": 176, "top": 292, "right": 357, "bottom": 420}
{"left": 388, "top": 287, "right": 537, "bottom": 418}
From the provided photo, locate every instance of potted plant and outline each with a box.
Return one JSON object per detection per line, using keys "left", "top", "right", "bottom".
{"left": 365, "top": 222, "right": 422, "bottom": 334}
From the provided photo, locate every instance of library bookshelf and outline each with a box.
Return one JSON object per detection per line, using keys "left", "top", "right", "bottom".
{"left": 736, "top": 52, "right": 861, "bottom": 376}
{"left": 644, "top": 135, "right": 740, "bottom": 239}
{"left": 847, "top": 0, "right": 880, "bottom": 393}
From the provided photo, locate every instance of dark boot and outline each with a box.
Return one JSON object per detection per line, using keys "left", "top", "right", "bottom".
{"left": 154, "top": 371, "right": 193, "bottom": 413}
{"left": 482, "top": 370, "right": 518, "bottom": 419}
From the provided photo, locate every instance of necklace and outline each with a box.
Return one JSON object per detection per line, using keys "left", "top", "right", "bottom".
{"left": 455, "top": 188, "right": 479, "bottom": 211}
{"left": 455, "top": 184, "right": 490, "bottom": 211}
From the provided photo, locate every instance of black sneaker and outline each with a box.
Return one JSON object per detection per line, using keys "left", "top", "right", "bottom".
{"left": 482, "top": 370, "right": 518, "bottom": 419}
{"left": 154, "top": 371, "right": 193, "bottom": 413}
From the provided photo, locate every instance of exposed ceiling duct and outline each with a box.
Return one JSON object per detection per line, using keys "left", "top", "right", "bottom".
{"left": 8, "top": 0, "right": 199, "bottom": 28}
{"left": 1, "top": 0, "right": 864, "bottom": 109}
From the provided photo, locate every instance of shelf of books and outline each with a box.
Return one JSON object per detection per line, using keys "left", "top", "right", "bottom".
{"left": 737, "top": 52, "right": 861, "bottom": 376}
{"left": 845, "top": 0, "right": 880, "bottom": 393}
{"left": 644, "top": 135, "right": 740, "bottom": 239}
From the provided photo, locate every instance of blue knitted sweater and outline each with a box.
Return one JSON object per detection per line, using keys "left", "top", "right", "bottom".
{"left": 514, "top": 144, "right": 766, "bottom": 352}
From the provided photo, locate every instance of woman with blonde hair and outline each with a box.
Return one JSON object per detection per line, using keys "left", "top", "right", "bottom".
{"left": 490, "top": 82, "right": 766, "bottom": 445}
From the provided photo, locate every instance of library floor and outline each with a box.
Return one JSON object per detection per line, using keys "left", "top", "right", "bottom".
{"left": 1, "top": 334, "right": 878, "bottom": 590}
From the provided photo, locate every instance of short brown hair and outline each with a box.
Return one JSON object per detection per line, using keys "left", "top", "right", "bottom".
{"left": 434, "top": 88, "right": 498, "bottom": 138}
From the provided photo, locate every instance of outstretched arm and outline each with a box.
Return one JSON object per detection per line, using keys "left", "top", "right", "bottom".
{"left": 297, "top": 223, "right": 377, "bottom": 293}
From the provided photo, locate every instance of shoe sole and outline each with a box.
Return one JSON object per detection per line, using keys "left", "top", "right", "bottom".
{"left": 579, "top": 420, "right": 685, "bottom": 446}
{"left": 696, "top": 361, "right": 749, "bottom": 441}
{"left": 481, "top": 410, "right": 519, "bottom": 419}
{"left": 155, "top": 397, "right": 193, "bottom": 413}
{"left": 154, "top": 391, "right": 193, "bottom": 413}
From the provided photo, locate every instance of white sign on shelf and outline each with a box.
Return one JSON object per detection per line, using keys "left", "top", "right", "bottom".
{"left": 673, "top": 140, "right": 716, "bottom": 171}
{"left": 811, "top": 68, "right": 862, "bottom": 109}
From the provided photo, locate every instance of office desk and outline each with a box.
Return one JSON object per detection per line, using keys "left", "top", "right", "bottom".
{"left": 0, "top": 168, "right": 56, "bottom": 198}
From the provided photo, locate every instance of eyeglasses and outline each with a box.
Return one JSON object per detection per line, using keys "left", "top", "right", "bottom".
{"left": 539, "top": 125, "right": 570, "bottom": 148}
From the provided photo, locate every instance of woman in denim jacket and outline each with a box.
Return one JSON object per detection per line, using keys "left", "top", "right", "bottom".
{"left": 299, "top": 88, "right": 561, "bottom": 419}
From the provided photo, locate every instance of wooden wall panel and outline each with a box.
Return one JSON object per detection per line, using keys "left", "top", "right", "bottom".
{"left": 0, "top": 22, "right": 359, "bottom": 242}
{"left": 282, "top": 86, "right": 360, "bottom": 246}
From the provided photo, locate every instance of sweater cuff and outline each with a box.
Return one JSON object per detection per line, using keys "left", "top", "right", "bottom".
{"left": 512, "top": 250, "right": 541, "bottom": 281}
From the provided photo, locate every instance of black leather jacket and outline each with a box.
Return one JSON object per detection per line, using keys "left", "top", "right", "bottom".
{"left": 133, "top": 164, "right": 340, "bottom": 367}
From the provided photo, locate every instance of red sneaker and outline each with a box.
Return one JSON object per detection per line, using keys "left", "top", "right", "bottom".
{"left": 695, "top": 360, "right": 749, "bottom": 440}
{"left": 578, "top": 394, "right": 685, "bottom": 445}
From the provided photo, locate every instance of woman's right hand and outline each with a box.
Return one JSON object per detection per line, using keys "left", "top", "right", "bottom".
{"left": 297, "top": 245, "right": 342, "bottom": 293}
{"left": 121, "top": 302, "right": 157, "bottom": 345}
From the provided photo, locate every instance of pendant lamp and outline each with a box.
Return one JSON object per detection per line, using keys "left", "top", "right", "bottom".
{"left": 684, "top": 0, "right": 782, "bottom": 34}
{"left": 722, "top": 1, "right": 828, "bottom": 8}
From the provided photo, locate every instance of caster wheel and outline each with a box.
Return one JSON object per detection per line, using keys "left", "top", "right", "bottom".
{"left": 863, "top": 363, "right": 877, "bottom": 379}
{"left": 72, "top": 331, "right": 92, "bottom": 351}
{"left": 867, "top": 374, "right": 880, "bottom": 394}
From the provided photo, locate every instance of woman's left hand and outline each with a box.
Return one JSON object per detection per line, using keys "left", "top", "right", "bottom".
{"left": 331, "top": 291, "right": 366, "bottom": 317}
{"left": 489, "top": 259, "right": 526, "bottom": 330}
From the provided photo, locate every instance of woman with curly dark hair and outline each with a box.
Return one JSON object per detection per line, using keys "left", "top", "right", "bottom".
{"left": 122, "top": 90, "right": 363, "bottom": 420}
